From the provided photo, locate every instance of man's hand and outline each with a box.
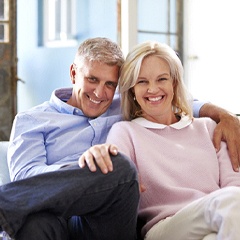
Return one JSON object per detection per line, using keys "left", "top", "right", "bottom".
{"left": 213, "top": 114, "right": 240, "bottom": 171}
{"left": 78, "top": 144, "right": 118, "bottom": 174}
{"left": 199, "top": 103, "right": 240, "bottom": 171}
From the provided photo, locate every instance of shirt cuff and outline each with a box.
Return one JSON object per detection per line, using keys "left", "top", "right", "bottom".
{"left": 193, "top": 99, "right": 207, "bottom": 118}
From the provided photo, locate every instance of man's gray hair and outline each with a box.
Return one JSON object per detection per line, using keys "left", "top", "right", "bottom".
{"left": 74, "top": 37, "right": 124, "bottom": 67}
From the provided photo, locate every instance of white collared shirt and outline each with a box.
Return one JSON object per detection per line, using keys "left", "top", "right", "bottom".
{"left": 132, "top": 115, "right": 192, "bottom": 130}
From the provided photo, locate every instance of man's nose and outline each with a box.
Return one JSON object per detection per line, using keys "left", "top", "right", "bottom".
{"left": 93, "top": 85, "right": 105, "bottom": 98}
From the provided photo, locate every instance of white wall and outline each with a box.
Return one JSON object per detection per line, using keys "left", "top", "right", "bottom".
{"left": 184, "top": 0, "right": 240, "bottom": 114}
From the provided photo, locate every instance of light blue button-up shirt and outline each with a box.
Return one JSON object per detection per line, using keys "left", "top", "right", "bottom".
{"left": 8, "top": 88, "right": 122, "bottom": 181}
{"left": 8, "top": 88, "right": 204, "bottom": 181}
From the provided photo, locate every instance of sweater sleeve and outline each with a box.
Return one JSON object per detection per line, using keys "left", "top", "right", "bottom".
{"left": 106, "top": 122, "right": 136, "bottom": 164}
{"left": 217, "top": 141, "right": 240, "bottom": 187}
{"left": 204, "top": 118, "right": 240, "bottom": 187}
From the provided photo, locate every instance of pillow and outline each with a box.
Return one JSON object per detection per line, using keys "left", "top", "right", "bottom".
{"left": 0, "top": 141, "right": 11, "bottom": 185}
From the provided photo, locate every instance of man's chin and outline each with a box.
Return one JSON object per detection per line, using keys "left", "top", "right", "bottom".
{"left": 83, "top": 102, "right": 110, "bottom": 118}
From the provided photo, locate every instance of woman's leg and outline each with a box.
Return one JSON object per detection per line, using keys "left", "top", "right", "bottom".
{"left": 202, "top": 233, "right": 217, "bottom": 240}
{"left": 0, "top": 153, "right": 139, "bottom": 240}
{"left": 145, "top": 186, "right": 240, "bottom": 240}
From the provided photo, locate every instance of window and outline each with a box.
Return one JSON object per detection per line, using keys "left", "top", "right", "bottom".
{"left": 0, "top": 0, "right": 9, "bottom": 43}
{"left": 119, "top": 0, "right": 183, "bottom": 61}
{"left": 39, "top": 0, "right": 77, "bottom": 47}
{"left": 137, "top": 0, "right": 183, "bottom": 60}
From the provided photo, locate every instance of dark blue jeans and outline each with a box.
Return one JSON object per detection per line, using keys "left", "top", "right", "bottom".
{"left": 0, "top": 153, "right": 139, "bottom": 240}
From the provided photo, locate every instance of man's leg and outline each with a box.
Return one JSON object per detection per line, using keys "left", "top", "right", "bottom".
{"left": 68, "top": 216, "right": 84, "bottom": 240}
{"left": 15, "top": 213, "right": 69, "bottom": 240}
{"left": 0, "top": 153, "right": 139, "bottom": 240}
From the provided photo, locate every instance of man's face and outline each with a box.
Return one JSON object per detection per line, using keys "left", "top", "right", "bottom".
{"left": 69, "top": 60, "right": 119, "bottom": 118}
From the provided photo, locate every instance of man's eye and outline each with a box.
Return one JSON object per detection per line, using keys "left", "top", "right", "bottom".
{"left": 106, "top": 82, "right": 117, "bottom": 88}
{"left": 88, "top": 77, "right": 97, "bottom": 82}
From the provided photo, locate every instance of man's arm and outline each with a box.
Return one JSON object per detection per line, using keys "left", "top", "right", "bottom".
{"left": 199, "top": 103, "right": 240, "bottom": 171}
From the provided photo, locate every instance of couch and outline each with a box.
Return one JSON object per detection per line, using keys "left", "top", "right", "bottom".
{"left": 0, "top": 141, "right": 10, "bottom": 186}
{"left": 0, "top": 141, "right": 11, "bottom": 239}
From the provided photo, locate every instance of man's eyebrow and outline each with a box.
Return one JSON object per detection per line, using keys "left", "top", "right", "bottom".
{"left": 86, "top": 74, "right": 98, "bottom": 79}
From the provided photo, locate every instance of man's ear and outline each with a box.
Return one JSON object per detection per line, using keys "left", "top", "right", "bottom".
{"left": 70, "top": 64, "right": 76, "bottom": 84}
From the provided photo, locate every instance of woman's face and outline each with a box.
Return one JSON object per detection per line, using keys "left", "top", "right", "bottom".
{"left": 133, "top": 55, "right": 175, "bottom": 124}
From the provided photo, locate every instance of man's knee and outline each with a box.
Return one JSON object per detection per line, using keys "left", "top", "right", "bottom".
{"left": 111, "top": 152, "right": 138, "bottom": 182}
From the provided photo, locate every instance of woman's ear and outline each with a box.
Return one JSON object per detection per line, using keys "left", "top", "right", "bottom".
{"left": 131, "top": 88, "right": 136, "bottom": 101}
{"left": 172, "top": 78, "right": 177, "bottom": 89}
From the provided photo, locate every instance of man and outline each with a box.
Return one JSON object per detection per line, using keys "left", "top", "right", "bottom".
{"left": 0, "top": 37, "right": 240, "bottom": 240}
{"left": 1, "top": 37, "right": 139, "bottom": 240}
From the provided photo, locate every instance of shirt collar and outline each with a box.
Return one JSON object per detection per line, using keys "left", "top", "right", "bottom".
{"left": 132, "top": 115, "right": 192, "bottom": 129}
{"left": 50, "top": 88, "right": 84, "bottom": 115}
{"left": 50, "top": 88, "right": 121, "bottom": 117}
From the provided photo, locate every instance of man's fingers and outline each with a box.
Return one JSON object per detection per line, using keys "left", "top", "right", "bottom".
{"left": 94, "top": 144, "right": 118, "bottom": 173}
{"left": 226, "top": 142, "right": 239, "bottom": 172}
{"left": 78, "top": 155, "right": 86, "bottom": 168}
{"left": 109, "top": 145, "right": 118, "bottom": 155}
{"left": 78, "top": 144, "right": 117, "bottom": 174}
{"left": 212, "top": 128, "right": 222, "bottom": 152}
{"left": 79, "top": 151, "right": 97, "bottom": 172}
{"left": 97, "top": 146, "right": 113, "bottom": 173}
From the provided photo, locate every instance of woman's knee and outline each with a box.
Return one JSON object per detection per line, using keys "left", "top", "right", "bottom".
{"left": 220, "top": 186, "right": 240, "bottom": 201}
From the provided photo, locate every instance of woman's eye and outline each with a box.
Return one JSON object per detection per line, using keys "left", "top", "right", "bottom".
{"left": 137, "top": 80, "right": 147, "bottom": 84}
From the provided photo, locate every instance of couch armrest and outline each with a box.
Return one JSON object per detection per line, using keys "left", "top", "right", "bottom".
{"left": 0, "top": 141, "right": 11, "bottom": 185}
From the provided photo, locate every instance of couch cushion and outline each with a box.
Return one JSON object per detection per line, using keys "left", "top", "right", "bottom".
{"left": 0, "top": 141, "right": 11, "bottom": 185}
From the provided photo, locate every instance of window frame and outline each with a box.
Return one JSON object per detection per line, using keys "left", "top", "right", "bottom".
{"left": 38, "top": 0, "right": 78, "bottom": 48}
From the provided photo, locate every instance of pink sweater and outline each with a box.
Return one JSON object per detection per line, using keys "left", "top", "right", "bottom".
{"left": 106, "top": 117, "right": 240, "bottom": 237}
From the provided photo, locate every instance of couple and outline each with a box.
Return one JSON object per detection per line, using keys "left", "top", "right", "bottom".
{"left": 0, "top": 37, "right": 240, "bottom": 239}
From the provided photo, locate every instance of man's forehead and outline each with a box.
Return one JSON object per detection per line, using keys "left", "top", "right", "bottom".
{"left": 80, "top": 60, "right": 119, "bottom": 81}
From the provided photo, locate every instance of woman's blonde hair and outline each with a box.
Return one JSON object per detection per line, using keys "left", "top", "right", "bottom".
{"left": 119, "top": 41, "right": 193, "bottom": 120}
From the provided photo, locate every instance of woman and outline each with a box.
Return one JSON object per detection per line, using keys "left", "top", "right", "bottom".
{"left": 106, "top": 41, "right": 240, "bottom": 240}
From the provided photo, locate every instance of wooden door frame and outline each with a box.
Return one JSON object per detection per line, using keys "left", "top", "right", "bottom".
{"left": 0, "top": 0, "right": 17, "bottom": 140}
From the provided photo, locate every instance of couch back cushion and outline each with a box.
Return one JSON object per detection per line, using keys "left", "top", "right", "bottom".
{"left": 0, "top": 141, "right": 11, "bottom": 185}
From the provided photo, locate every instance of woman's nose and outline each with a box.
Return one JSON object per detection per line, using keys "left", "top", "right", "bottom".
{"left": 147, "top": 83, "right": 158, "bottom": 93}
